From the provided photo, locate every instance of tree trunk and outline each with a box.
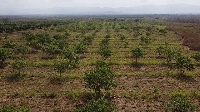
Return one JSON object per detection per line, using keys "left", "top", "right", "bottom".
{"left": 181, "top": 69, "right": 185, "bottom": 75}
{"left": 135, "top": 57, "right": 138, "bottom": 65}
{"left": 167, "top": 58, "right": 169, "bottom": 64}
{"left": 95, "top": 89, "right": 101, "bottom": 100}
{"left": 59, "top": 70, "right": 61, "bottom": 78}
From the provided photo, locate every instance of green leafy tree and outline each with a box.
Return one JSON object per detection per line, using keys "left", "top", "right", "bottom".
{"left": 14, "top": 45, "right": 31, "bottom": 55}
{"left": 98, "top": 37, "right": 112, "bottom": 60}
{"left": 0, "top": 106, "right": 14, "bottom": 112}
{"left": 62, "top": 48, "right": 79, "bottom": 68}
{"left": 156, "top": 46, "right": 165, "bottom": 57}
{"left": 124, "top": 41, "right": 129, "bottom": 48}
{"left": 36, "top": 33, "right": 52, "bottom": 45}
{"left": 74, "top": 98, "right": 117, "bottom": 112}
{"left": 192, "top": 53, "right": 200, "bottom": 62}
{"left": 105, "top": 34, "right": 111, "bottom": 39}
{"left": 2, "top": 40, "right": 16, "bottom": 49}
{"left": 83, "top": 35, "right": 94, "bottom": 45}
{"left": 54, "top": 39, "right": 69, "bottom": 50}
{"left": 140, "top": 36, "right": 151, "bottom": 45}
{"left": 53, "top": 59, "right": 69, "bottom": 77}
{"left": 64, "top": 31, "right": 71, "bottom": 37}
{"left": 0, "top": 48, "right": 12, "bottom": 68}
{"left": 176, "top": 56, "right": 194, "bottom": 74}
{"left": 53, "top": 34, "right": 64, "bottom": 40}
{"left": 164, "top": 47, "right": 176, "bottom": 64}
{"left": 101, "top": 38, "right": 109, "bottom": 45}
{"left": 165, "top": 96, "right": 195, "bottom": 112}
{"left": 11, "top": 58, "right": 28, "bottom": 75}
{"left": 131, "top": 47, "right": 145, "bottom": 64}
{"left": 98, "top": 47, "right": 112, "bottom": 60}
{"left": 118, "top": 34, "right": 125, "bottom": 40}
{"left": 43, "top": 43, "right": 60, "bottom": 55}
{"left": 4, "top": 33, "right": 8, "bottom": 39}
{"left": 74, "top": 41, "right": 88, "bottom": 53}
{"left": 84, "top": 60, "right": 116, "bottom": 99}
{"left": 146, "top": 32, "right": 151, "bottom": 36}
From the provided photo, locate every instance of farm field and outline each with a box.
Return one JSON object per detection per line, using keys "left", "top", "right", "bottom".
{"left": 0, "top": 15, "right": 200, "bottom": 112}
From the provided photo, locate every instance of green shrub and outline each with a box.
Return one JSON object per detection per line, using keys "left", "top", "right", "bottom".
{"left": 0, "top": 48, "right": 12, "bottom": 68}
{"left": 146, "top": 32, "right": 151, "bottom": 36}
{"left": 11, "top": 58, "right": 28, "bottom": 75}
{"left": 98, "top": 47, "right": 112, "bottom": 60}
{"left": 74, "top": 98, "right": 117, "bottom": 112}
{"left": 156, "top": 46, "right": 165, "bottom": 57}
{"left": 53, "top": 34, "right": 64, "bottom": 40}
{"left": 165, "top": 96, "right": 195, "bottom": 112}
{"left": 2, "top": 40, "right": 16, "bottom": 49}
{"left": 24, "top": 32, "right": 53, "bottom": 50}
{"left": 42, "top": 43, "right": 60, "bottom": 55}
{"left": 83, "top": 35, "right": 94, "bottom": 45}
{"left": 192, "top": 53, "right": 200, "bottom": 62}
{"left": 159, "top": 29, "right": 167, "bottom": 34}
{"left": 67, "top": 91, "right": 95, "bottom": 101}
{"left": 62, "top": 48, "right": 79, "bottom": 68}
{"left": 118, "top": 34, "right": 125, "bottom": 40}
{"left": 29, "top": 40, "right": 42, "bottom": 49}
{"left": 140, "top": 36, "right": 151, "bottom": 45}
{"left": 53, "top": 59, "right": 69, "bottom": 77}
{"left": 0, "top": 105, "right": 30, "bottom": 112}
{"left": 0, "top": 106, "right": 14, "bottom": 112}
{"left": 101, "top": 38, "right": 109, "bottom": 45}
{"left": 42, "top": 91, "right": 57, "bottom": 98}
{"left": 74, "top": 41, "right": 88, "bottom": 53}
{"left": 17, "top": 106, "right": 30, "bottom": 112}
{"left": 14, "top": 45, "right": 31, "bottom": 55}
{"left": 35, "top": 33, "right": 52, "bottom": 45}
{"left": 54, "top": 39, "right": 69, "bottom": 50}
{"left": 124, "top": 41, "right": 129, "bottom": 48}
{"left": 176, "top": 56, "right": 194, "bottom": 74}
{"left": 98, "top": 38, "right": 112, "bottom": 60}
{"left": 95, "top": 60, "right": 109, "bottom": 68}
{"left": 163, "top": 47, "right": 176, "bottom": 64}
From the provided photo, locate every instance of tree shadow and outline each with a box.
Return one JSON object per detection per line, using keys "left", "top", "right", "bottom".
{"left": 5, "top": 73, "right": 25, "bottom": 82}
{"left": 49, "top": 76, "right": 65, "bottom": 85}
{"left": 196, "top": 63, "right": 200, "bottom": 67}
{"left": 70, "top": 91, "right": 96, "bottom": 109}
{"left": 73, "top": 91, "right": 115, "bottom": 109}
{"left": 131, "top": 62, "right": 143, "bottom": 68}
{"left": 174, "top": 73, "right": 196, "bottom": 82}
{"left": 0, "top": 63, "right": 8, "bottom": 69}
{"left": 41, "top": 55, "right": 56, "bottom": 60}
{"left": 155, "top": 56, "right": 165, "bottom": 59}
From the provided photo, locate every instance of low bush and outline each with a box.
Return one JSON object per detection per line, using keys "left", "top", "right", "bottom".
{"left": 0, "top": 48, "right": 12, "bottom": 68}
{"left": 74, "top": 98, "right": 117, "bottom": 112}
{"left": 165, "top": 96, "right": 195, "bottom": 112}
{"left": 0, "top": 105, "right": 30, "bottom": 112}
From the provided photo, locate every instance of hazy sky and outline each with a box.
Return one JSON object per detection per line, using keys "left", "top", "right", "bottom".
{"left": 1, "top": 0, "right": 200, "bottom": 14}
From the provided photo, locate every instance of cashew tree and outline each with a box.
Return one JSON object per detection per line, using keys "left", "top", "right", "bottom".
{"left": 84, "top": 60, "right": 116, "bottom": 99}
{"left": 131, "top": 47, "right": 145, "bottom": 65}
{"left": 176, "top": 56, "right": 194, "bottom": 75}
